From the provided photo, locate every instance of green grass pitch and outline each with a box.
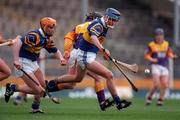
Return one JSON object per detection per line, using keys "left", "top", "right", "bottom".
{"left": 0, "top": 97, "right": 180, "bottom": 120}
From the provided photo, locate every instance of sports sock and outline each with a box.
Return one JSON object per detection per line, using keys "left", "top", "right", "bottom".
{"left": 31, "top": 101, "right": 40, "bottom": 110}
{"left": 95, "top": 82, "right": 105, "bottom": 104}
{"left": 10, "top": 84, "right": 17, "bottom": 91}
{"left": 46, "top": 80, "right": 59, "bottom": 92}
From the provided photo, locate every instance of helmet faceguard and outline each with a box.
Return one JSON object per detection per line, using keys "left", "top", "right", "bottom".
{"left": 40, "top": 17, "right": 57, "bottom": 36}
{"left": 104, "top": 8, "right": 121, "bottom": 28}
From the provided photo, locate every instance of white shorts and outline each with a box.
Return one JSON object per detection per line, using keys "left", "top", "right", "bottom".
{"left": 15, "top": 57, "right": 39, "bottom": 77}
{"left": 151, "top": 64, "right": 169, "bottom": 76}
{"left": 68, "top": 49, "right": 78, "bottom": 65}
{"left": 77, "top": 49, "right": 96, "bottom": 69}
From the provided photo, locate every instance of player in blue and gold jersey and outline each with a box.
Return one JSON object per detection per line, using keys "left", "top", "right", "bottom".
{"left": 145, "top": 28, "right": 177, "bottom": 106}
{"left": 4, "top": 17, "right": 66, "bottom": 113}
{"left": 46, "top": 12, "right": 114, "bottom": 111}
{"left": 54, "top": 8, "right": 131, "bottom": 110}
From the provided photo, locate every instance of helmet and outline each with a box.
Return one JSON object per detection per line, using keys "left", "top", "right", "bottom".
{"left": 154, "top": 28, "right": 164, "bottom": 35}
{"left": 40, "top": 17, "right": 57, "bottom": 29}
{"left": 105, "top": 8, "right": 121, "bottom": 21}
{"left": 86, "top": 11, "right": 103, "bottom": 21}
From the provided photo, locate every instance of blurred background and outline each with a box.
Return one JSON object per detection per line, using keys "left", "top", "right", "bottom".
{"left": 0, "top": 0, "right": 180, "bottom": 99}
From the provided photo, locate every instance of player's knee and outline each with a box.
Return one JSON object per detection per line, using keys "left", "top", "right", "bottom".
{"left": 105, "top": 71, "right": 114, "bottom": 80}
{"left": 162, "top": 82, "right": 168, "bottom": 88}
{"left": 34, "top": 87, "right": 43, "bottom": 95}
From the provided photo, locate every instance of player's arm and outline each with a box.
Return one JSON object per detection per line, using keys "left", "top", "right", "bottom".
{"left": 63, "top": 30, "right": 76, "bottom": 59}
{"left": 91, "top": 35, "right": 104, "bottom": 50}
{"left": 0, "top": 34, "right": 6, "bottom": 43}
{"left": 91, "top": 35, "right": 110, "bottom": 60}
{"left": 167, "top": 47, "right": 177, "bottom": 59}
{"left": 144, "top": 46, "right": 158, "bottom": 63}
{"left": 45, "top": 38, "right": 66, "bottom": 65}
{"left": 0, "top": 33, "right": 18, "bottom": 46}
{"left": 54, "top": 50, "right": 66, "bottom": 65}
{"left": 89, "top": 24, "right": 110, "bottom": 59}
{"left": 12, "top": 36, "right": 22, "bottom": 69}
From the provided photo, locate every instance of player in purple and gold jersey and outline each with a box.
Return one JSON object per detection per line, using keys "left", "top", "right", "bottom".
{"left": 145, "top": 28, "right": 177, "bottom": 106}
{"left": 4, "top": 17, "right": 66, "bottom": 113}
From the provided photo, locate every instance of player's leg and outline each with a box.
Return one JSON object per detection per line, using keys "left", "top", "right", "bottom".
{"left": 46, "top": 63, "right": 77, "bottom": 92}
{"left": 30, "top": 68, "right": 45, "bottom": 113}
{"left": 55, "top": 64, "right": 87, "bottom": 84}
{"left": 87, "top": 71, "right": 105, "bottom": 104}
{"left": 5, "top": 58, "right": 44, "bottom": 103}
{"left": 0, "top": 58, "right": 11, "bottom": 81}
{"left": 87, "top": 71, "right": 113, "bottom": 111}
{"left": 146, "top": 74, "right": 160, "bottom": 105}
{"left": 145, "top": 65, "right": 161, "bottom": 105}
{"left": 156, "top": 66, "right": 169, "bottom": 106}
{"left": 157, "top": 69, "right": 169, "bottom": 106}
{"left": 87, "top": 61, "right": 131, "bottom": 110}
{"left": 5, "top": 72, "right": 44, "bottom": 103}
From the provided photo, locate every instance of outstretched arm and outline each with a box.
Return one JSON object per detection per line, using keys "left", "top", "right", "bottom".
{"left": 13, "top": 37, "right": 22, "bottom": 69}
{"left": 91, "top": 35, "right": 110, "bottom": 60}
{"left": 54, "top": 50, "right": 66, "bottom": 65}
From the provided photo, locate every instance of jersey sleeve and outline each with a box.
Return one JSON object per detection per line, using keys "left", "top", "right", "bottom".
{"left": 88, "top": 23, "right": 103, "bottom": 37}
{"left": 44, "top": 37, "right": 58, "bottom": 53}
{"left": 64, "top": 30, "right": 76, "bottom": 53}
{"left": 144, "top": 46, "right": 152, "bottom": 59}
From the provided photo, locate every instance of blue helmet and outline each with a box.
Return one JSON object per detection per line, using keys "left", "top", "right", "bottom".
{"left": 105, "top": 8, "right": 121, "bottom": 21}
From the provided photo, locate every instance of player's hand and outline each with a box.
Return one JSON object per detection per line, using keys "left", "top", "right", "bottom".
{"left": 102, "top": 48, "right": 110, "bottom": 60}
{"left": 63, "top": 51, "right": 70, "bottom": 61}
{"left": 173, "top": 54, "right": 178, "bottom": 59}
{"left": 60, "top": 58, "right": 67, "bottom": 66}
{"left": 7, "top": 39, "right": 15, "bottom": 46}
{"left": 14, "top": 60, "right": 22, "bottom": 70}
{"left": 8, "top": 35, "right": 20, "bottom": 46}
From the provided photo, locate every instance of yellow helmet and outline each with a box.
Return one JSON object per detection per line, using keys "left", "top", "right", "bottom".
{"left": 40, "top": 17, "right": 57, "bottom": 28}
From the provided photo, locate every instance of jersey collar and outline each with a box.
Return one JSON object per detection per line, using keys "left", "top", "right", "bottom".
{"left": 39, "top": 28, "right": 47, "bottom": 38}
{"left": 101, "top": 17, "right": 107, "bottom": 28}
